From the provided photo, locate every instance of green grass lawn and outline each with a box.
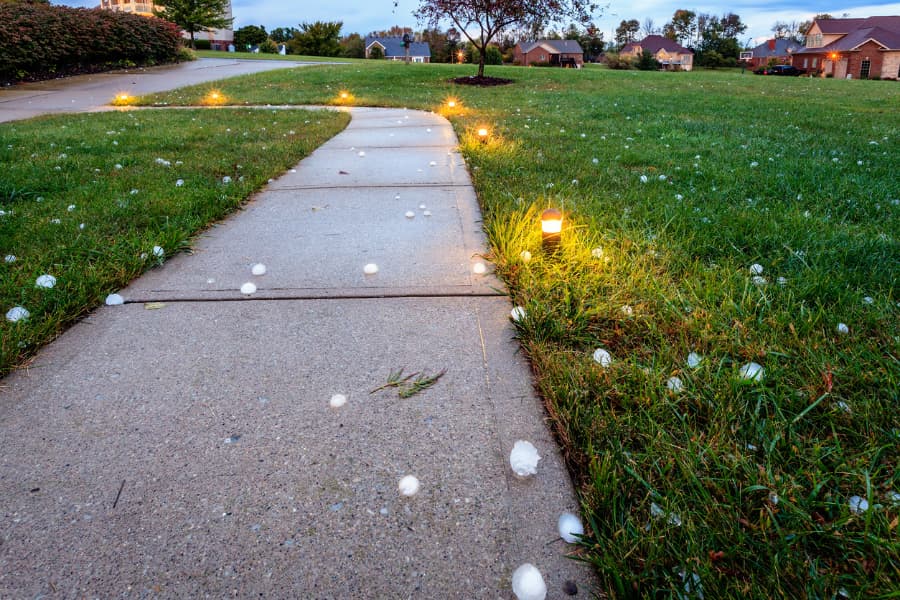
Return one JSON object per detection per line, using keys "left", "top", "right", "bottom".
{"left": 4, "top": 61, "right": 898, "bottom": 597}
{"left": 0, "top": 108, "right": 349, "bottom": 373}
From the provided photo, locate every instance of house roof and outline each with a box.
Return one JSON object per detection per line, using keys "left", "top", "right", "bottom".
{"left": 813, "top": 18, "right": 869, "bottom": 34}
{"left": 365, "top": 37, "right": 431, "bottom": 58}
{"left": 750, "top": 38, "right": 804, "bottom": 57}
{"left": 797, "top": 16, "right": 900, "bottom": 53}
{"left": 518, "top": 39, "right": 584, "bottom": 54}
{"left": 622, "top": 35, "right": 692, "bottom": 55}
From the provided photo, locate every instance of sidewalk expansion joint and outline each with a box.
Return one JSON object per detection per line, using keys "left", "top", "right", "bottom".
{"left": 124, "top": 290, "right": 507, "bottom": 304}
{"left": 267, "top": 183, "right": 473, "bottom": 191}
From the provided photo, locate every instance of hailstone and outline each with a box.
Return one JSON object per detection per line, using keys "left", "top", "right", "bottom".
{"left": 686, "top": 352, "right": 702, "bottom": 368}
{"left": 593, "top": 348, "right": 612, "bottom": 367}
{"left": 398, "top": 475, "right": 420, "bottom": 496}
{"left": 105, "top": 294, "right": 124, "bottom": 306}
{"left": 739, "top": 362, "right": 764, "bottom": 382}
{"left": 240, "top": 282, "right": 257, "bottom": 295}
{"left": 6, "top": 306, "right": 29, "bottom": 322}
{"left": 511, "top": 563, "right": 547, "bottom": 600}
{"left": 251, "top": 263, "right": 267, "bottom": 276}
{"left": 557, "top": 512, "right": 584, "bottom": 543}
{"left": 750, "top": 263, "right": 764, "bottom": 275}
{"left": 510, "top": 306, "right": 526, "bottom": 322}
{"left": 405, "top": 211, "right": 415, "bottom": 218}
{"left": 472, "top": 262, "right": 487, "bottom": 274}
{"left": 836, "top": 323, "right": 849, "bottom": 334}
{"left": 329, "top": 394, "right": 347, "bottom": 408}
{"left": 363, "top": 263, "right": 379, "bottom": 275}
{"left": 519, "top": 250, "right": 532, "bottom": 262}
{"left": 35, "top": 274, "right": 56, "bottom": 289}
{"left": 848, "top": 495, "right": 868, "bottom": 514}
{"left": 509, "top": 440, "right": 541, "bottom": 477}
{"left": 152, "top": 246, "right": 164, "bottom": 258}
{"left": 666, "top": 376, "right": 684, "bottom": 393}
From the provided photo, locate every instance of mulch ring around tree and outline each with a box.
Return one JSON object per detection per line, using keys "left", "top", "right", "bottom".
{"left": 450, "top": 76, "right": 514, "bottom": 86}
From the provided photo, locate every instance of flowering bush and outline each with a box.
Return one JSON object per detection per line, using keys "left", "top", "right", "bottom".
{"left": 0, "top": 3, "right": 182, "bottom": 84}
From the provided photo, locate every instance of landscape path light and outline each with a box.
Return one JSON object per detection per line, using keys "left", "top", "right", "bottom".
{"left": 477, "top": 127, "right": 490, "bottom": 143}
{"left": 541, "top": 208, "right": 563, "bottom": 252}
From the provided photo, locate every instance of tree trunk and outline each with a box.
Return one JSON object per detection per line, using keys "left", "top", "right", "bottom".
{"left": 477, "top": 46, "right": 486, "bottom": 77}
{"left": 190, "top": 32, "right": 196, "bottom": 50}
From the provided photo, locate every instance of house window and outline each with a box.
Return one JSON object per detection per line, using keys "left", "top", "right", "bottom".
{"left": 540, "top": 54, "right": 545, "bottom": 61}
{"left": 803, "top": 58, "right": 808, "bottom": 68}
{"left": 859, "top": 59, "right": 871, "bottom": 79}
{"left": 812, "top": 58, "right": 817, "bottom": 68}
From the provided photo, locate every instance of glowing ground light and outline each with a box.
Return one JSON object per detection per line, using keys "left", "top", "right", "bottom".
{"left": 112, "top": 93, "right": 133, "bottom": 106}
{"left": 477, "top": 127, "right": 489, "bottom": 143}
{"left": 541, "top": 208, "right": 563, "bottom": 251}
{"left": 203, "top": 90, "right": 226, "bottom": 106}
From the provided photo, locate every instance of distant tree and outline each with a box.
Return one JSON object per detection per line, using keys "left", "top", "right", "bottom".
{"left": 695, "top": 12, "right": 746, "bottom": 62}
{"left": 234, "top": 25, "right": 268, "bottom": 49}
{"left": 154, "top": 0, "right": 233, "bottom": 49}
{"left": 290, "top": 21, "right": 342, "bottom": 56}
{"left": 614, "top": 19, "right": 640, "bottom": 49}
{"left": 270, "top": 27, "right": 298, "bottom": 44}
{"left": 642, "top": 18, "right": 657, "bottom": 37}
{"left": 340, "top": 32, "right": 365, "bottom": 58}
{"left": 420, "top": 27, "right": 449, "bottom": 62}
{"left": 798, "top": 13, "right": 833, "bottom": 40}
{"left": 414, "top": 0, "right": 600, "bottom": 78}
{"left": 663, "top": 9, "right": 696, "bottom": 46}
{"left": 369, "top": 25, "right": 413, "bottom": 38}
{"left": 580, "top": 25, "right": 604, "bottom": 61}
{"left": 259, "top": 39, "right": 278, "bottom": 54}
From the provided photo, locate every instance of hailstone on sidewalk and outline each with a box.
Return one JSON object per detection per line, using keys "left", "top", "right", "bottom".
{"left": 363, "top": 263, "right": 379, "bottom": 275}
{"left": 240, "top": 282, "right": 257, "bottom": 295}
{"left": 511, "top": 563, "right": 547, "bottom": 600}
{"left": 509, "top": 440, "right": 540, "bottom": 477}
{"left": 558, "top": 512, "right": 584, "bottom": 543}
{"left": 105, "top": 294, "right": 124, "bottom": 306}
{"left": 398, "top": 475, "right": 420, "bottom": 496}
{"left": 251, "top": 263, "right": 267, "bottom": 276}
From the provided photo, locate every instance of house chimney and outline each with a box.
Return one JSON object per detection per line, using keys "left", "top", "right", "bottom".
{"left": 768, "top": 39, "right": 776, "bottom": 51}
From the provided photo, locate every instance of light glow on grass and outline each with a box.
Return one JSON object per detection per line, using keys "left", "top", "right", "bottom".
{"left": 201, "top": 89, "right": 227, "bottom": 106}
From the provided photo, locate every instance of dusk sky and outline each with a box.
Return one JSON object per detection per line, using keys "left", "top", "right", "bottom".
{"left": 54, "top": 0, "right": 900, "bottom": 44}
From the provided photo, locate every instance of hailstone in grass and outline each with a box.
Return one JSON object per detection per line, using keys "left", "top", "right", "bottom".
{"left": 50, "top": 219, "right": 61, "bottom": 225}
{"left": 591, "top": 247, "right": 603, "bottom": 258}
{"left": 35, "top": 274, "right": 56, "bottom": 289}
{"left": 777, "top": 277, "right": 788, "bottom": 286}
{"left": 398, "top": 475, "right": 420, "bottom": 496}
{"left": 862, "top": 296, "right": 874, "bottom": 305}
{"left": 175, "top": 179, "right": 184, "bottom": 187}
{"left": 6, "top": 306, "right": 29, "bottom": 322}
{"left": 472, "top": 262, "right": 487, "bottom": 275}
{"left": 750, "top": 161, "right": 759, "bottom": 168}
{"left": 240, "top": 282, "right": 257, "bottom": 295}
{"left": 836, "top": 323, "right": 849, "bottom": 334}
{"left": 510, "top": 306, "right": 526, "bottom": 322}
{"left": 152, "top": 246, "right": 164, "bottom": 258}
{"left": 251, "top": 263, "right": 267, "bottom": 276}
{"left": 848, "top": 495, "right": 868, "bottom": 514}
{"left": 222, "top": 176, "right": 231, "bottom": 184}
{"left": 363, "top": 263, "right": 378, "bottom": 275}
{"left": 593, "top": 348, "right": 612, "bottom": 367}
{"left": 105, "top": 294, "right": 124, "bottom": 306}
{"left": 750, "top": 263, "right": 764, "bottom": 275}
{"left": 887, "top": 491, "right": 900, "bottom": 506}
{"left": 405, "top": 211, "right": 415, "bottom": 219}
{"left": 592, "top": 157, "right": 599, "bottom": 164}
{"left": 329, "top": 393, "right": 347, "bottom": 408}
{"left": 519, "top": 250, "right": 532, "bottom": 262}
{"left": 67, "top": 204, "right": 76, "bottom": 212}
{"left": 666, "top": 376, "right": 684, "bottom": 393}
{"left": 639, "top": 175, "right": 648, "bottom": 183}
{"left": 511, "top": 563, "right": 546, "bottom": 600}
{"left": 509, "top": 440, "right": 541, "bottom": 477}
{"left": 752, "top": 276, "right": 768, "bottom": 286}
{"left": 621, "top": 305, "right": 633, "bottom": 316}
{"left": 558, "top": 512, "right": 584, "bottom": 543}
{"left": 686, "top": 352, "right": 702, "bottom": 368}
{"left": 4, "top": 255, "right": 15, "bottom": 263}
{"left": 739, "top": 362, "right": 764, "bottom": 382}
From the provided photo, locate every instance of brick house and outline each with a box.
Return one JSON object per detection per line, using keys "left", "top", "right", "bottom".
{"left": 621, "top": 35, "right": 693, "bottom": 71}
{"left": 742, "top": 38, "right": 804, "bottom": 69}
{"left": 514, "top": 40, "right": 584, "bottom": 67}
{"left": 792, "top": 16, "right": 900, "bottom": 79}
{"left": 98, "top": 0, "right": 234, "bottom": 49}
{"left": 365, "top": 37, "right": 431, "bottom": 62}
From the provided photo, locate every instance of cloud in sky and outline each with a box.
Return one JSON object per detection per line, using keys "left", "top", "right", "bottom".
{"left": 54, "top": 0, "right": 900, "bottom": 42}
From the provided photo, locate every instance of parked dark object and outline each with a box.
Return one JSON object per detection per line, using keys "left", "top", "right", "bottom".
{"left": 756, "top": 65, "right": 807, "bottom": 76}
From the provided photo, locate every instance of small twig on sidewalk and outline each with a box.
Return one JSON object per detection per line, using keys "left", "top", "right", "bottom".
{"left": 370, "top": 368, "right": 418, "bottom": 394}
{"left": 370, "top": 367, "right": 446, "bottom": 398}
{"left": 112, "top": 479, "right": 126, "bottom": 509}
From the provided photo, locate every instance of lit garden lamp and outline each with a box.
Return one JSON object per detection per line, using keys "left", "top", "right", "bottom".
{"left": 204, "top": 89, "right": 226, "bottom": 106}
{"left": 112, "top": 92, "right": 133, "bottom": 106}
{"left": 477, "top": 127, "right": 490, "bottom": 144}
{"left": 541, "top": 208, "right": 563, "bottom": 252}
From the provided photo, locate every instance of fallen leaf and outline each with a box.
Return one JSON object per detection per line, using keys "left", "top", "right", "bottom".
{"left": 144, "top": 302, "right": 166, "bottom": 310}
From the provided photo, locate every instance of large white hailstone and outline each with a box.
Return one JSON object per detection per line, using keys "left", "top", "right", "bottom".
{"left": 152, "top": 245, "right": 164, "bottom": 258}
{"left": 739, "top": 362, "right": 764, "bottom": 382}
{"left": 686, "top": 352, "right": 702, "bottom": 368}
{"left": 329, "top": 393, "right": 347, "bottom": 408}
{"left": 558, "top": 512, "right": 584, "bottom": 543}
{"left": 639, "top": 175, "right": 648, "bottom": 183}
{"left": 35, "top": 274, "right": 56, "bottom": 288}
{"left": 473, "top": 262, "right": 487, "bottom": 275}
{"left": 848, "top": 495, "right": 868, "bottom": 514}
{"left": 520, "top": 250, "right": 532, "bottom": 262}
{"left": 750, "top": 263, "right": 764, "bottom": 275}
{"left": 67, "top": 204, "right": 76, "bottom": 211}
{"left": 511, "top": 563, "right": 547, "bottom": 600}
{"left": 4, "top": 255, "right": 16, "bottom": 263}
{"left": 591, "top": 247, "right": 603, "bottom": 258}
{"left": 666, "top": 376, "right": 684, "bottom": 393}
{"left": 240, "top": 282, "right": 257, "bottom": 295}
{"left": 405, "top": 211, "right": 415, "bottom": 219}
{"left": 175, "top": 179, "right": 184, "bottom": 187}
{"left": 510, "top": 306, "right": 526, "bottom": 322}
{"left": 423, "top": 210, "right": 432, "bottom": 217}
{"left": 6, "top": 306, "right": 29, "bottom": 322}
{"left": 398, "top": 475, "right": 420, "bottom": 496}
{"left": 836, "top": 323, "right": 849, "bottom": 334}
{"left": 251, "top": 263, "right": 267, "bottom": 276}
{"left": 105, "top": 293, "right": 124, "bottom": 306}
{"left": 509, "top": 440, "right": 541, "bottom": 477}
{"left": 593, "top": 348, "right": 612, "bottom": 367}
{"left": 358, "top": 151, "right": 366, "bottom": 157}
{"left": 222, "top": 176, "right": 232, "bottom": 183}
{"left": 363, "top": 263, "right": 379, "bottom": 275}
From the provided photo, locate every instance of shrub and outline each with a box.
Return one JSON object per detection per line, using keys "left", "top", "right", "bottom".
{"left": 176, "top": 46, "right": 197, "bottom": 62}
{"left": 636, "top": 49, "right": 660, "bottom": 71}
{"left": 605, "top": 53, "right": 633, "bottom": 70}
{"left": 193, "top": 39, "right": 212, "bottom": 51}
{"left": 259, "top": 39, "right": 278, "bottom": 54}
{"left": 368, "top": 45, "right": 384, "bottom": 59}
{"left": 0, "top": 3, "right": 182, "bottom": 84}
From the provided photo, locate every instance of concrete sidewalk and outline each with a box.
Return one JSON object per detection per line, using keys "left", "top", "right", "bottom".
{"left": 0, "top": 107, "right": 594, "bottom": 598}
{"left": 0, "top": 58, "right": 310, "bottom": 123}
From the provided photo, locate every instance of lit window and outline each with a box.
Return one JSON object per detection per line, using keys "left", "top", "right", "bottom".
{"left": 860, "top": 58, "right": 871, "bottom": 79}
